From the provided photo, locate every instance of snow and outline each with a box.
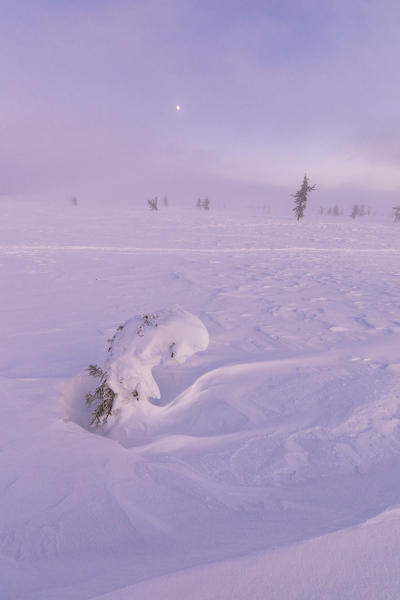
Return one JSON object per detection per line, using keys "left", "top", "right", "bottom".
{"left": 106, "top": 308, "right": 209, "bottom": 405}
{"left": 1, "top": 201, "right": 400, "bottom": 599}
{"left": 93, "top": 507, "right": 400, "bottom": 600}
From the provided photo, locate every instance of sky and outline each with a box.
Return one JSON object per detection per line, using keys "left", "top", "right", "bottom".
{"left": 1, "top": 0, "right": 400, "bottom": 205}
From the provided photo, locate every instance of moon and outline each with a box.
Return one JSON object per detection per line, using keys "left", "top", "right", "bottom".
{"left": 176, "top": 105, "right": 181, "bottom": 111}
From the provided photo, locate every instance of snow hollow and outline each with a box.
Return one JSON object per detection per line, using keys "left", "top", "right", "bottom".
{"left": 1, "top": 200, "right": 400, "bottom": 600}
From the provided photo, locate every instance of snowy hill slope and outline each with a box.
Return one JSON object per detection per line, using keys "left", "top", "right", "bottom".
{"left": 94, "top": 506, "right": 400, "bottom": 600}
{"left": 1, "top": 203, "right": 400, "bottom": 599}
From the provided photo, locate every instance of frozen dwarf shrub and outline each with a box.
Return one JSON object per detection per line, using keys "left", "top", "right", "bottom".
{"left": 85, "top": 307, "right": 209, "bottom": 427}
{"left": 85, "top": 365, "right": 116, "bottom": 426}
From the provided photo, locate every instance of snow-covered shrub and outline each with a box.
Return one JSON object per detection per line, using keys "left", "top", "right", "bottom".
{"left": 85, "top": 307, "right": 209, "bottom": 427}
{"left": 85, "top": 365, "right": 116, "bottom": 426}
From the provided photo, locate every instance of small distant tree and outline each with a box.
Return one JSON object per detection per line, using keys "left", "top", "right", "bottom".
{"left": 292, "top": 175, "right": 315, "bottom": 221}
{"left": 319, "top": 206, "right": 324, "bottom": 215}
{"left": 351, "top": 204, "right": 359, "bottom": 219}
{"left": 332, "top": 205, "right": 339, "bottom": 216}
{"left": 327, "top": 207, "right": 332, "bottom": 215}
{"left": 196, "top": 197, "right": 210, "bottom": 210}
{"left": 393, "top": 206, "right": 400, "bottom": 222}
{"left": 148, "top": 197, "right": 158, "bottom": 211}
{"left": 163, "top": 195, "right": 168, "bottom": 207}
{"left": 71, "top": 196, "right": 78, "bottom": 206}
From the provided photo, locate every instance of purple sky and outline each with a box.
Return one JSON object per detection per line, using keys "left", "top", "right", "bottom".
{"left": 1, "top": 0, "right": 400, "bottom": 204}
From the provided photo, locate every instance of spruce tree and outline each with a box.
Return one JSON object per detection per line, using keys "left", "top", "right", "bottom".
{"left": 292, "top": 175, "right": 315, "bottom": 221}
{"left": 393, "top": 206, "right": 400, "bottom": 222}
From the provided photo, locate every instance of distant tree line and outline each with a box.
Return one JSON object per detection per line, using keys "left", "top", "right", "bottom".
{"left": 145, "top": 195, "right": 212, "bottom": 211}
{"left": 319, "top": 205, "right": 342, "bottom": 216}
{"left": 350, "top": 204, "right": 371, "bottom": 219}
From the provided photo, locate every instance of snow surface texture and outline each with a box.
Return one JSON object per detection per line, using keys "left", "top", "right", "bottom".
{"left": 1, "top": 201, "right": 400, "bottom": 599}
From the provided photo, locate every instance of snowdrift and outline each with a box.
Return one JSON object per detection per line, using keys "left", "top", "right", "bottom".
{"left": 94, "top": 506, "right": 400, "bottom": 600}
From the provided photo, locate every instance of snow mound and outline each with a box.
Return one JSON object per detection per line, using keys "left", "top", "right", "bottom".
{"left": 108, "top": 307, "right": 209, "bottom": 406}
{"left": 62, "top": 307, "right": 209, "bottom": 441}
{"left": 142, "top": 353, "right": 400, "bottom": 487}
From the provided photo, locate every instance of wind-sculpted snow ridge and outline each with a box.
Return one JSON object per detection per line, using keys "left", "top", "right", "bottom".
{"left": 93, "top": 506, "right": 400, "bottom": 600}
{"left": 138, "top": 351, "right": 400, "bottom": 486}
{"left": 58, "top": 348, "right": 400, "bottom": 597}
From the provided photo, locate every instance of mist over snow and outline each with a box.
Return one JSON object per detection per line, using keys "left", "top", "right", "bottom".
{"left": 2, "top": 0, "right": 400, "bottom": 206}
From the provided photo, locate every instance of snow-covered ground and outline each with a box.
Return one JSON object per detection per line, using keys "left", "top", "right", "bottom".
{"left": 1, "top": 200, "right": 400, "bottom": 599}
